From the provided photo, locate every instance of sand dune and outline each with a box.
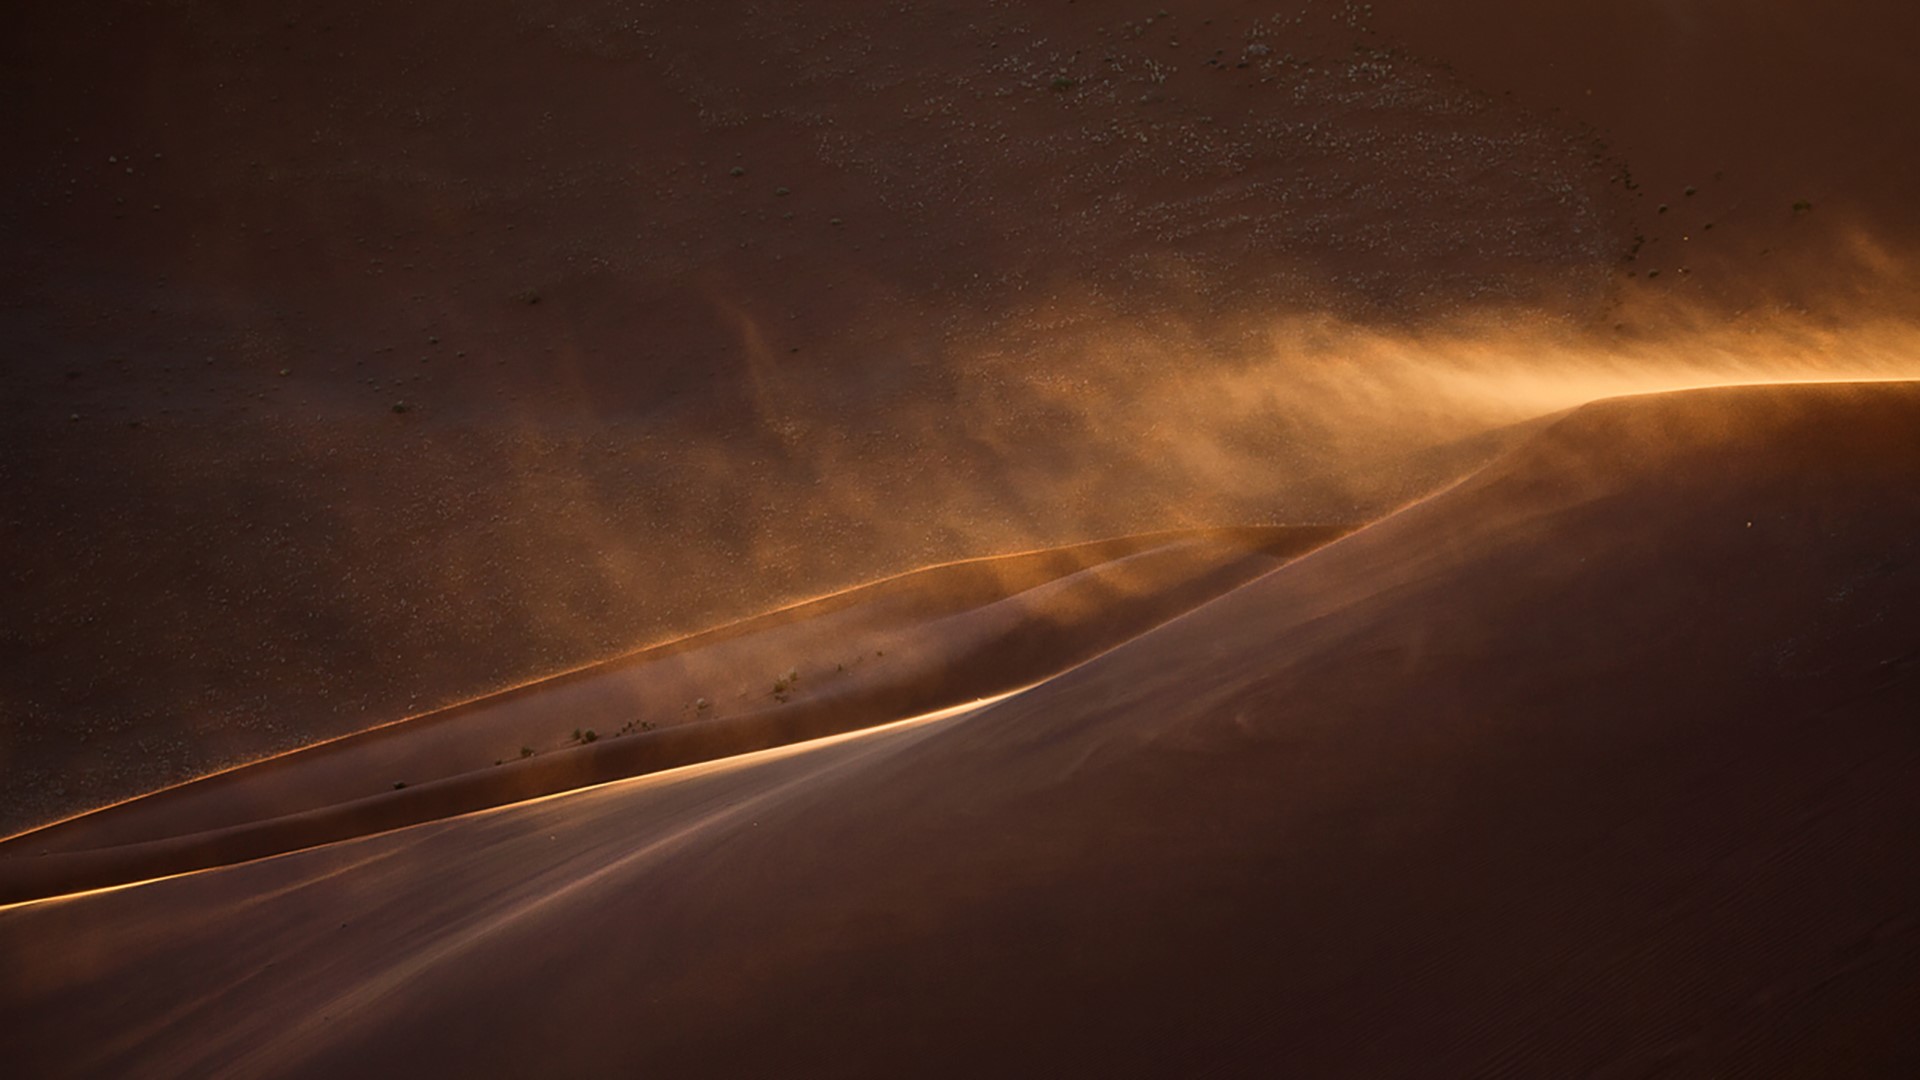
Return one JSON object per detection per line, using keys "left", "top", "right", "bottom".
{"left": 15, "top": 0, "right": 1920, "bottom": 837}
{"left": 9, "top": 1, "right": 1920, "bottom": 1073}
{"left": 4, "top": 381, "right": 1916, "bottom": 1076}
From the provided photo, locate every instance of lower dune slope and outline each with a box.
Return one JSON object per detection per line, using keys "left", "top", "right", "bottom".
{"left": 3, "top": 382, "right": 1919, "bottom": 1076}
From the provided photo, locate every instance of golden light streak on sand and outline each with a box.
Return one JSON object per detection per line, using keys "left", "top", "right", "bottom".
{"left": 219, "top": 694, "right": 1016, "bottom": 1078}
{"left": 462, "top": 685, "right": 1030, "bottom": 820}
{"left": 0, "top": 688, "right": 1031, "bottom": 914}
{"left": 1413, "top": 365, "right": 1920, "bottom": 421}
{"left": 1253, "top": 314, "right": 1920, "bottom": 429}
{"left": 0, "top": 537, "right": 1116, "bottom": 849}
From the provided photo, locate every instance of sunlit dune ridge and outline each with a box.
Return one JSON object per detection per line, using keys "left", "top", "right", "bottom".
{"left": 1357, "top": 316, "right": 1920, "bottom": 419}
{"left": 963, "top": 305, "right": 1920, "bottom": 513}
{"left": 1050, "top": 308, "right": 1920, "bottom": 431}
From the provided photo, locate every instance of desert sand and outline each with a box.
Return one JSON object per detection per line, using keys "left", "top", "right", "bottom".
{"left": 4, "top": 381, "right": 1918, "bottom": 1077}
{"left": 4, "top": 0, "right": 1920, "bottom": 1075}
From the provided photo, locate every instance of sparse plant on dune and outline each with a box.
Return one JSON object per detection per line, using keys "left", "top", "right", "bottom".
{"left": 771, "top": 666, "right": 802, "bottom": 702}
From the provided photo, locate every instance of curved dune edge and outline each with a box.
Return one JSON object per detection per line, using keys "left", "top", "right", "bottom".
{"left": 0, "top": 691, "right": 1011, "bottom": 906}
{"left": 0, "top": 525, "right": 1347, "bottom": 904}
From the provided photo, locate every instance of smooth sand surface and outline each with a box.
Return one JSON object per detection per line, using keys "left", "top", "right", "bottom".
{"left": 4, "top": 381, "right": 1916, "bottom": 1076}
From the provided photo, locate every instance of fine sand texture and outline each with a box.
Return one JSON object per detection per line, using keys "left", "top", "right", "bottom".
{"left": 3, "top": 381, "right": 1916, "bottom": 1076}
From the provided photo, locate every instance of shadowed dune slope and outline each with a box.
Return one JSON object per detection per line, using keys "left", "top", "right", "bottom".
{"left": 3, "top": 381, "right": 1918, "bottom": 1077}
{"left": 0, "top": 525, "right": 1341, "bottom": 903}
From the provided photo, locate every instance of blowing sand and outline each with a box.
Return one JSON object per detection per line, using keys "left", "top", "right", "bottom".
{"left": 4, "top": 382, "right": 1919, "bottom": 1075}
